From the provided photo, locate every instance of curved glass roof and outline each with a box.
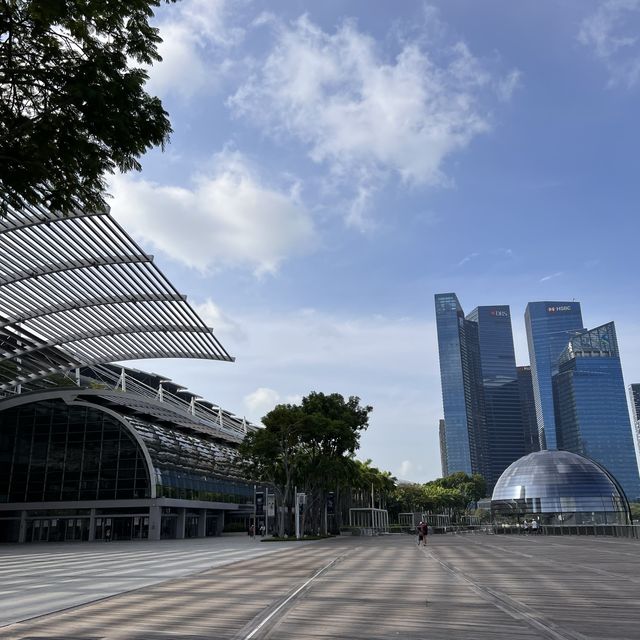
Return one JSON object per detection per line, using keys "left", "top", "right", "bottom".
{"left": 0, "top": 193, "right": 233, "bottom": 393}
{"left": 131, "top": 417, "right": 243, "bottom": 479}
{"left": 492, "top": 450, "right": 629, "bottom": 516}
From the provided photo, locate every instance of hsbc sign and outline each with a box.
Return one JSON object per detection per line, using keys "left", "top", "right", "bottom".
{"left": 547, "top": 306, "right": 572, "bottom": 313}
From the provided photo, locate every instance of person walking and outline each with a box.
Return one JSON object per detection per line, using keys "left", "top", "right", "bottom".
{"left": 417, "top": 520, "right": 428, "bottom": 546}
{"left": 420, "top": 520, "right": 428, "bottom": 546}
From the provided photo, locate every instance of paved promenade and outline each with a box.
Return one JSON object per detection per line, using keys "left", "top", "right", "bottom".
{"left": 1, "top": 533, "right": 639, "bottom": 639}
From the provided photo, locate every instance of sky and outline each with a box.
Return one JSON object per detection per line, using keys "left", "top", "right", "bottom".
{"left": 108, "top": 0, "right": 640, "bottom": 483}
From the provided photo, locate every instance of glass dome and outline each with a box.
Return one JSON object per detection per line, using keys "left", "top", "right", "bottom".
{"left": 491, "top": 450, "right": 631, "bottom": 525}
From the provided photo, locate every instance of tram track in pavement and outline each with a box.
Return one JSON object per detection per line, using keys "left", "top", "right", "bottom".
{"left": 424, "top": 546, "right": 588, "bottom": 640}
{"left": 233, "top": 551, "right": 354, "bottom": 640}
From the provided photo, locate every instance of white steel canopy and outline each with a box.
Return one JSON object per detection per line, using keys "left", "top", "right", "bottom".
{"left": 0, "top": 193, "right": 233, "bottom": 392}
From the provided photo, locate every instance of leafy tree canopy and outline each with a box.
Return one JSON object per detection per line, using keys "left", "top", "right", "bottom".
{"left": 429, "top": 472, "right": 487, "bottom": 504}
{"left": 238, "top": 392, "right": 373, "bottom": 535}
{"left": 0, "top": 0, "right": 176, "bottom": 212}
{"left": 240, "top": 392, "right": 372, "bottom": 489}
{"left": 389, "top": 472, "right": 487, "bottom": 518}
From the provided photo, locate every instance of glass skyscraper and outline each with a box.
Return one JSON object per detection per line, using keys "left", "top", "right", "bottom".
{"left": 553, "top": 322, "right": 640, "bottom": 501}
{"left": 435, "top": 294, "right": 525, "bottom": 490}
{"left": 434, "top": 293, "right": 479, "bottom": 476}
{"left": 466, "top": 305, "right": 525, "bottom": 487}
{"left": 524, "top": 301, "right": 584, "bottom": 449}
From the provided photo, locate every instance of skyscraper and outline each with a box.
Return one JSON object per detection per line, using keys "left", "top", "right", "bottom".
{"left": 466, "top": 305, "right": 525, "bottom": 487}
{"left": 434, "top": 293, "right": 481, "bottom": 476}
{"left": 553, "top": 322, "right": 640, "bottom": 501}
{"left": 435, "top": 294, "right": 525, "bottom": 490}
{"left": 525, "top": 302, "right": 584, "bottom": 449}
{"left": 517, "top": 365, "right": 540, "bottom": 455}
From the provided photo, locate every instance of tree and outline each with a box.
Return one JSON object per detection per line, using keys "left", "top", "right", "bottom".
{"left": 0, "top": 1, "right": 176, "bottom": 213}
{"left": 387, "top": 472, "right": 487, "bottom": 523}
{"left": 432, "top": 472, "right": 487, "bottom": 505}
{"left": 238, "top": 403, "right": 305, "bottom": 537}
{"left": 239, "top": 392, "right": 372, "bottom": 536}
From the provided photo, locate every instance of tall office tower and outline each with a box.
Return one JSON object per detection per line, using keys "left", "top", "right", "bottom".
{"left": 628, "top": 384, "right": 640, "bottom": 458}
{"left": 525, "top": 301, "right": 584, "bottom": 449}
{"left": 553, "top": 322, "right": 640, "bottom": 501}
{"left": 434, "top": 293, "right": 486, "bottom": 478}
{"left": 517, "top": 366, "right": 540, "bottom": 454}
{"left": 466, "top": 305, "right": 526, "bottom": 488}
{"left": 439, "top": 419, "right": 449, "bottom": 477}
{"left": 435, "top": 294, "right": 524, "bottom": 490}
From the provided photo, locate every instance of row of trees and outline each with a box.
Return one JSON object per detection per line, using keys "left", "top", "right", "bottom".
{"left": 387, "top": 472, "right": 487, "bottom": 522}
{"left": 239, "top": 391, "right": 485, "bottom": 535}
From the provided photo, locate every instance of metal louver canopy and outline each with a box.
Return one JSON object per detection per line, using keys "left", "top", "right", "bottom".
{"left": 0, "top": 192, "right": 233, "bottom": 392}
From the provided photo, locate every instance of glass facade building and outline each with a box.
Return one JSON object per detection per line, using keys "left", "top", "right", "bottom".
{"left": 491, "top": 450, "right": 631, "bottom": 525}
{"left": 435, "top": 294, "right": 526, "bottom": 491}
{"left": 466, "top": 305, "right": 525, "bottom": 488}
{"left": 0, "top": 371, "right": 259, "bottom": 543}
{"left": 553, "top": 323, "right": 640, "bottom": 502}
{"left": 524, "top": 301, "right": 584, "bottom": 450}
{"left": 0, "top": 193, "right": 257, "bottom": 544}
{"left": 435, "top": 293, "right": 477, "bottom": 476}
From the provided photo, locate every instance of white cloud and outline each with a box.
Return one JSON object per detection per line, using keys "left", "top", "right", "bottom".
{"left": 244, "top": 387, "right": 281, "bottom": 415}
{"left": 243, "top": 387, "right": 302, "bottom": 417}
{"left": 539, "top": 271, "right": 564, "bottom": 283}
{"left": 578, "top": 0, "right": 640, "bottom": 88}
{"left": 398, "top": 460, "right": 414, "bottom": 478}
{"left": 194, "top": 299, "right": 247, "bottom": 342}
{"left": 108, "top": 150, "right": 315, "bottom": 275}
{"left": 149, "top": 0, "right": 245, "bottom": 99}
{"left": 458, "top": 252, "right": 480, "bottom": 267}
{"left": 496, "top": 69, "right": 522, "bottom": 102}
{"left": 229, "top": 13, "right": 517, "bottom": 223}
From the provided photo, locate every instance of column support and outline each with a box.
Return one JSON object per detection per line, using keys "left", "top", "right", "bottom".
{"left": 176, "top": 508, "right": 186, "bottom": 539}
{"left": 88, "top": 508, "right": 96, "bottom": 541}
{"left": 149, "top": 504, "right": 161, "bottom": 541}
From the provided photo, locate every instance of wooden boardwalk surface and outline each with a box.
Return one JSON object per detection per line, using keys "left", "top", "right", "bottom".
{"left": 2, "top": 533, "right": 640, "bottom": 639}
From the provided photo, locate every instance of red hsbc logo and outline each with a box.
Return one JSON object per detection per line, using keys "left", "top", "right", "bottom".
{"left": 547, "top": 306, "right": 572, "bottom": 313}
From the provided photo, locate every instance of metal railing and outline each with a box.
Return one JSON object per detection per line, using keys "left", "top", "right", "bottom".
{"left": 488, "top": 524, "right": 640, "bottom": 538}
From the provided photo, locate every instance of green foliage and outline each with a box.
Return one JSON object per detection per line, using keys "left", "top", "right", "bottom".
{"left": 389, "top": 472, "right": 487, "bottom": 520}
{"left": 0, "top": 0, "right": 176, "bottom": 212}
{"left": 349, "top": 458, "right": 396, "bottom": 493}
{"left": 630, "top": 502, "right": 640, "bottom": 523}
{"left": 239, "top": 392, "right": 375, "bottom": 535}
{"left": 429, "top": 472, "right": 487, "bottom": 504}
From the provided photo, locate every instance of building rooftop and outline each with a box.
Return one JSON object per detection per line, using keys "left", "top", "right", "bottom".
{"left": 0, "top": 193, "right": 233, "bottom": 394}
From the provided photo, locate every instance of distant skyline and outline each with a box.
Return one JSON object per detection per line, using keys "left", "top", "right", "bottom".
{"left": 108, "top": 1, "right": 640, "bottom": 482}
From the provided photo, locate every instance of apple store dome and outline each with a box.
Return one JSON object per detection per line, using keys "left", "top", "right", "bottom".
{"left": 491, "top": 450, "right": 631, "bottom": 525}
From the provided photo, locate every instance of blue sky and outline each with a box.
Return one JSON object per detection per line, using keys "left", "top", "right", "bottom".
{"left": 110, "top": 0, "right": 640, "bottom": 481}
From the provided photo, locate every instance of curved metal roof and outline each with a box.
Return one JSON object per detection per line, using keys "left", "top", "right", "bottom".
{"left": 0, "top": 192, "right": 233, "bottom": 392}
